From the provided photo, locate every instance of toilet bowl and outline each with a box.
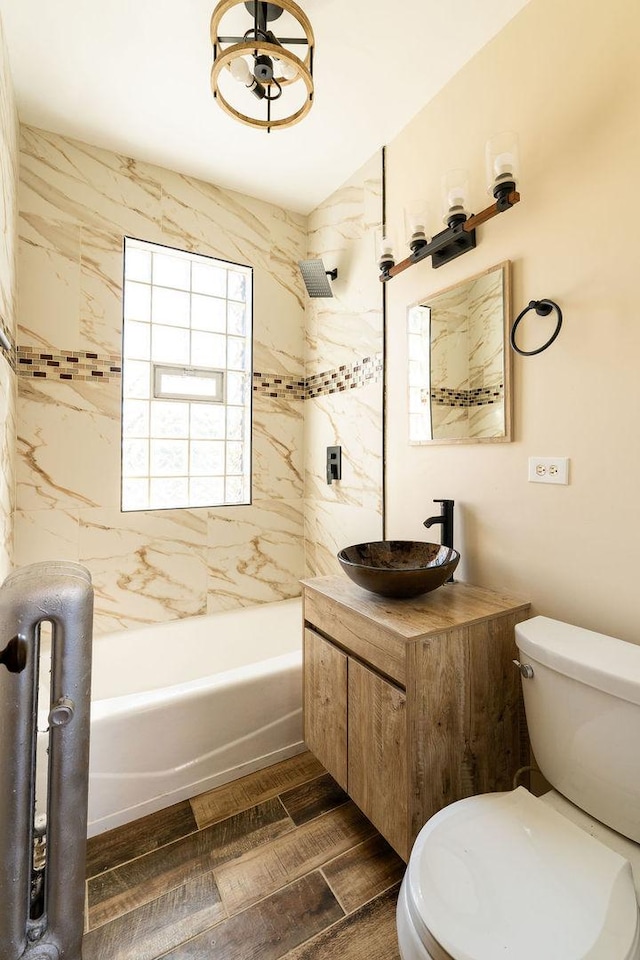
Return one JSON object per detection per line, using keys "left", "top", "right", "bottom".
{"left": 397, "top": 787, "right": 640, "bottom": 960}
{"left": 397, "top": 616, "right": 640, "bottom": 960}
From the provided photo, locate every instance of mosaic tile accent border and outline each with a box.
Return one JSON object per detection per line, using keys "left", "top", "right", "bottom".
{"left": 306, "top": 354, "right": 383, "bottom": 398}
{"left": 253, "top": 372, "right": 306, "bottom": 400}
{"left": 15, "top": 347, "right": 384, "bottom": 400}
{"left": 16, "top": 347, "right": 122, "bottom": 381}
{"left": 425, "top": 383, "right": 504, "bottom": 408}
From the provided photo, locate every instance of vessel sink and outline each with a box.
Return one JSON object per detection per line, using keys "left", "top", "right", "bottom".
{"left": 337, "top": 540, "right": 460, "bottom": 599}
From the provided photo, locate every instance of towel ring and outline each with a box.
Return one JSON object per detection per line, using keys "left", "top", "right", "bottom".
{"left": 510, "top": 299, "right": 563, "bottom": 356}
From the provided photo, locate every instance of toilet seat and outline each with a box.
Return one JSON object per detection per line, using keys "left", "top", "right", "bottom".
{"left": 404, "top": 787, "right": 640, "bottom": 960}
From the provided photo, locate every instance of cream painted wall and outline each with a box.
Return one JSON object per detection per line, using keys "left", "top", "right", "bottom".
{"left": 304, "top": 153, "right": 384, "bottom": 576}
{"left": 385, "top": 0, "right": 640, "bottom": 642}
{"left": 0, "top": 13, "right": 18, "bottom": 581}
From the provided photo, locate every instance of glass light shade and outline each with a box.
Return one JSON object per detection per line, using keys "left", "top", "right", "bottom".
{"left": 229, "top": 56, "right": 252, "bottom": 85}
{"left": 486, "top": 131, "right": 520, "bottom": 195}
{"left": 378, "top": 233, "right": 396, "bottom": 268}
{"left": 404, "top": 201, "right": 431, "bottom": 245}
{"left": 441, "top": 169, "right": 469, "bottom": 224}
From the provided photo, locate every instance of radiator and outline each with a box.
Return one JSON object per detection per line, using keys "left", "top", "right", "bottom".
{"left": 0, "top": 561, "right": 94, "bottom": 960}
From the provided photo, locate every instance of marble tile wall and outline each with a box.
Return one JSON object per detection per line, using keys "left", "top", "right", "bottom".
{"left": 15, "top": 126, "right": 307, "bottom": 633}
{"left": 0, "top": 13, "right": 18, "bottom": 582}
{"left": 304, "top": 153, "right": 384, "bottom": 576}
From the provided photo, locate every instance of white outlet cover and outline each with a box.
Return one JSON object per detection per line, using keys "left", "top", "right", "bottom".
{"left": 528, "top": 457, "right": 570, "bottom": 484}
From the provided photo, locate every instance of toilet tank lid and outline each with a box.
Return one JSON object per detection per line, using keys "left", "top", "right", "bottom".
{"left": 516, "top": 616, "right": 640, "bottom": 706}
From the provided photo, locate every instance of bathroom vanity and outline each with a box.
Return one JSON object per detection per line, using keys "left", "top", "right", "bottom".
{"left": 302, "top": 575, "right": 531, "bottom": 860}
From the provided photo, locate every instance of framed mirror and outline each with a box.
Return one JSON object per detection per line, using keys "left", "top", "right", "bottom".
{"left": 407, "top": 261, "right": 511, "bottom": 444}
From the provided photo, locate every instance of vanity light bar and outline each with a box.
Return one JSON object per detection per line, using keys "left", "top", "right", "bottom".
{"left": 380, "top": 189, "right": 520, "bottom": 282}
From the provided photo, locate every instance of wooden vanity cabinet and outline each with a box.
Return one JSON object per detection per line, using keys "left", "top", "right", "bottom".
{"left": 302, "top": 576, "right": 531, "bottom": 861}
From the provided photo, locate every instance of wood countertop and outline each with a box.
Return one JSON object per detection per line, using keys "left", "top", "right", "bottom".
{"left": 301, "top": 575, "right": 530, "bottom": 643}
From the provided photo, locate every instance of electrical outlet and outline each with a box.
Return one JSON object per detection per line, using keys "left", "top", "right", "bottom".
{"left": 528, "top": 457, "right": 569, "bottom": 484}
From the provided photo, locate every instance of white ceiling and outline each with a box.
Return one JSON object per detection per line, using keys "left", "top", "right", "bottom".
{"left": 0, "top": 0, "right": 530, "bottom": 214}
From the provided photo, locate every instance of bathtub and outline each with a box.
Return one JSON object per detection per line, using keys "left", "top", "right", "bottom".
{"left": 38, "top": 597, "right": 304, "bottom": 837}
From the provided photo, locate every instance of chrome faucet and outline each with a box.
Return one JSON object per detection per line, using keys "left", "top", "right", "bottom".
{"left": 424, "top": 499, "right": 455, "bottom": 550}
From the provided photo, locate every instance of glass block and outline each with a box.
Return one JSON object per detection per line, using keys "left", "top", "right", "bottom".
{"left": 123, "top": 320, "right": 151, "bottom": 361}
{"left": 225, "top": 476, "right": 247, "bottom": 504}
{"left": 150, "top": 477, "right": 189, "bottom": 510}
{"left": 408, "top": 387, "right": 422, "bottom": 413}
{"left": 150, "top": 400, "right": 190, "bottom": 438}
{"left": 192, "top": 262, "right": 226, "bottom": 297}
{"left": 228, "top": 270, "right": 247, "bottom": 302}
{"left": 189, "top": 476, "right": 225, "bottom": 508}
{"left": 227, "top": 337, "right": 246, "bottom": 371}
{"left": 122, "top": 360, "right": 151, "bottom": 399}
{"left": 122, "top": 478, "right": 150, "bottom": 511}
{"left": 226, "top": 441, "right": 244, "bottom": 475}
{"left": 150, "top": 439, "right": 188, "bottom": 476}
{"left": 190, "top": 440, "right": 225, "bottom": 476}
{"left": 124, "top": 281, "right": 151, "bottom": 322}
{"left": 226, "top": 371, "right": 246, "bottom": 405}
{"left": 191, "top": 331, "right": 226, "bottom": 367}
{"left": 190, "top": 403, "right": 225, "bottom": 440}
{"left": 122, "top": 399, "right": 150, "bottom": 438}
{"left": 122, "top": 439, "right": 149, "bottom": 477}
{"left": 227, "top": 301, "right": 246, "bottom": 336}
{"left": 153, "top": 252, "right": 190, "bottom": 290}
{"left": 125, "top": 247, "right": 152, "bottom": 283}
{"left": 191, "top": 294, "right": 226, "bottom": 333}
{"left": 152, "top": 286, "right": 190, "bottom": 327}
{"left": 151, "top": 325, "right": 190, "bottom": 363}
{"left": 226, "top": 407, "right": 244, "bottom": 440}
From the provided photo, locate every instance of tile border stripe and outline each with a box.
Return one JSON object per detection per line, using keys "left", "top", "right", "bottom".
{"left": 15, "top": 347, "right": 383, "bottom": 399}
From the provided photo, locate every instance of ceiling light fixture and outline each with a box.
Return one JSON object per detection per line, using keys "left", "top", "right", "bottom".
{"left": 210, "top": 0, "right": 314, "bottom": 132}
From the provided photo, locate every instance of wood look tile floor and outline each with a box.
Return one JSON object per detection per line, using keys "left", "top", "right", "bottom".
{"left": 83, "top": 753, "right": 404, "bottom": 960}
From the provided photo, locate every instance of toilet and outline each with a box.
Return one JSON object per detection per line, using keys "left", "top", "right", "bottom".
{"left": 397, "top": 615, "right": 640, "bottom": 960}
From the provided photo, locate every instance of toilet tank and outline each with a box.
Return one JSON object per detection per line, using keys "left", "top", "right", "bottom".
{"left": 516, "top": 616, "right": 640, "bottom": 844}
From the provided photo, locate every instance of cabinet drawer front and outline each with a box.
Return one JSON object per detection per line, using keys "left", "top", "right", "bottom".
{"left": 348, "top": 658, "right": 408, "bottom": 859}
{"left": 303, "top": 628, "right": 348, "bottom": 790}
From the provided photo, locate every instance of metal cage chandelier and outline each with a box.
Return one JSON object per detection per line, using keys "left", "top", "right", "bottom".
{"left": 210, "top": 0, "right": 314, "bottom": 132}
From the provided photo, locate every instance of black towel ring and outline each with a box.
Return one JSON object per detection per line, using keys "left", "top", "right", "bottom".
{"left": 510, "top": 299, "right": 563, "bottom": 356}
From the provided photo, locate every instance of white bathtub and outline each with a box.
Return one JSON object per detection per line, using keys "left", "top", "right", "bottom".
{"left": 39, "top": 597, "right": 304, "bottom": 837}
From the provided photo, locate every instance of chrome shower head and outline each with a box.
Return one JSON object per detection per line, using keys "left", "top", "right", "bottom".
{"left": 298, "top": 259, "right": 338, "bottom": 298}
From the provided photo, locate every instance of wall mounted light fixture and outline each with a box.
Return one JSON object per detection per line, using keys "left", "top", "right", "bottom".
{"left": 210, "top": 0, "right": 314, "bottom": 132}
{"left": 380, "top": 132, "right": 521, "bottom": 281}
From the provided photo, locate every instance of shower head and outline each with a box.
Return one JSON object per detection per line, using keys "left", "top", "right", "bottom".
{"left": 298, "top": 259, "right": 338, "bottom": 298}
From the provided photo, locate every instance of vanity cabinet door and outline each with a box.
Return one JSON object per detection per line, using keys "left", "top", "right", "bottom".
{"left": 347, "top": 657, "right": 408, "bottom": 858}
{"left": 303, "top": 628, "right": 348, "bottom": 790}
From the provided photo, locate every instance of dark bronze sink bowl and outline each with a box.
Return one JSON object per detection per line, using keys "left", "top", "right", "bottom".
{"left": 337, "top": 540, "right": 460, "bottom": 599}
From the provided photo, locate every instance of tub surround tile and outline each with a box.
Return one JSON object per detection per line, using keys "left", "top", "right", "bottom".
{"left": 279, "top": 774, "right": 350, "bottom": 827}
{"left": 87, "top": 797, "right": 294, "bottom": 930}
{"left": 82, "top": 871, "right": 226, "bottom": 960}
{"left": 78, "top": 507, "right": 208, "bottom": 633}
{"left": 191, "top": 752, "right": 325, "bottom": 830}
{"left": 304, "top": 500, "right": 383, "bottom": 579}
{"left": 86, "top": 799, "right": 198, "bottom": 880}
{"left": 213, "top": 801, "right": 375, "bottom": 916}
{"left": 206, "top": 499, "right": 304, "bottom": 612}
{"left": 321, "top": 835, "right": 405, "bottom": 914}
{"left": 13, "top": 508, "right": 79, "bottom": 568}
{"left": 161, "top": 872, "right": 343, "bottom": 960}
{"left": 252, "top": 395, "right": 304, "bottom": 500}
{"left": 281, "top": 883, "right": 401, "bottom": 960}
{"left": 17, "top": 377, "right": 121, "bottom": 511}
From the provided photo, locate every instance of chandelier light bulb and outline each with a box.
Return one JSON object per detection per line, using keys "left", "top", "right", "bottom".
{"left": 493, "top": 152, "right": 515, "bottom": 179}
{"left": 229, "top": 56, "right": 252, "bottom": 85}
{"left": 279, "top": 58, "right": 298, "bottom": 81}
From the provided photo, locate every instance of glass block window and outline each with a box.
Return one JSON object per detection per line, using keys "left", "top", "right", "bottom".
{"left": 121, "top": 238, "right": 252, "bottom": 511}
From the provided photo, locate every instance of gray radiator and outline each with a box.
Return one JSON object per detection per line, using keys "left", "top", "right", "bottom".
{"left": 0, "top": 561, "right": 94, "bottom": 960}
